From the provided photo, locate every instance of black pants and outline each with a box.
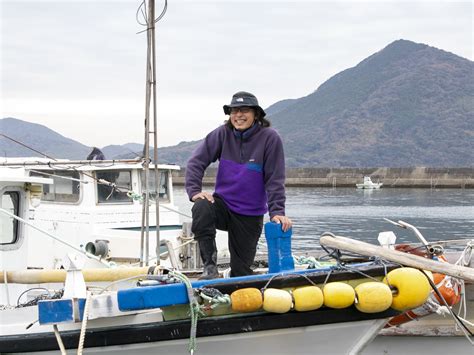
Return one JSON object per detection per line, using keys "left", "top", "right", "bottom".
{"left": 191, "top": 196, "right": 263, "bottom": 277}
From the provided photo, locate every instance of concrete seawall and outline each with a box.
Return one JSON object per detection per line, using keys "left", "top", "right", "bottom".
{"left": 173, "top": 167, "right": 474, "bottom": 188}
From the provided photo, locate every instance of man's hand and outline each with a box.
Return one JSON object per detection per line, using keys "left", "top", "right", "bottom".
{"left": 191, "top": 191, "right": 215, "bottom": 203}
{"left": 271, "top": 215, "right": 292, "bottom": 232}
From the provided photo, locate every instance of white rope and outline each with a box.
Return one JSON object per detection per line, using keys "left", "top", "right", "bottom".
{"left": 454, "top": 241, "right": 472, "bottom": 323}
{"left": 293, "top": 255, "right": 323, "bottom": 269}
{"left": 53, "top": 324, "right": 67, "bottom": 355}
{"left": 98, "top": 274, "right": 149, "bottom": 294}
{"left": 160, "top": 203, "right": 192, "bottom": 219}
{"left": 29, "top": 170, "right": 88, "bottom": 184}
{"left": 130, "top": 237, "right": 197, "bottom": 267}
{"left": 77, "top": 292, "right": 92, "bottom": 355}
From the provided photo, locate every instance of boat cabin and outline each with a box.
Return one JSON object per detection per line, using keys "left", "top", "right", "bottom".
{"left": 0, "top": 159, "right": 184, "bottom": 271}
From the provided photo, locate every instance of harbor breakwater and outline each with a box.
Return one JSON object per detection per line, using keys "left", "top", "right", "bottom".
{"left": 172, "top": 167, "right": 474, "bottom": 188}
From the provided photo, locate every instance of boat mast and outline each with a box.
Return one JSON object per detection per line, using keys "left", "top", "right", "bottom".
{"left": 140, "top": 0, "right": 161, "bottom": 267}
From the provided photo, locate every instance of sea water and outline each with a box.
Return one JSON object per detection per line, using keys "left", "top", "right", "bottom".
{"left": 174, "top": 186, "right": 473, "bottom": 253}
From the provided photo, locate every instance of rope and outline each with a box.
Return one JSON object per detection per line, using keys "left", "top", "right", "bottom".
{"left": 0, "top": 133, "right": 56, "bottom": 160}
{"left": 453, "top": 241, "right": 473, "bottom": 331}
{"left": 16, "top": 287, "right": 51, "bottom": 307}
{"left": 53, "top": 324, "right": 67, "bottom": 355}
{"left": 1, "top": 132, "right": 134, "bottom": 194}
{"left": 169, "top": 271, "right": 201, "bottom": 354}
{"left": 420, "top": 270, "right": 474, "bottom": 344}
{"left": 195, "top": 288, "right": 231, "bottom": 311}
{"left": 337, "top": 263, "right": 384, "bottom": 283}
{"left": 262, "top": 272, "right": 319, "bottom": 291}
{"left": 293, "top": 255, "right": 329, "bottom": 269}
{"left": 77, "top": 291, "right": 92, "bottom": 355}
{"left": 98, "top": 274, "right": 149, "bottom": 294}
{"left": 127, "top": 191, "right": 143, "bottom": 201}
{"left": 0, "top": 207, "right": 112, "bottom": 267}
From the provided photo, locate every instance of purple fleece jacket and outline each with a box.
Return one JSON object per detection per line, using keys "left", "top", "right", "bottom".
{"left": 185, "top": 123, "right": 286, "bottom": 217}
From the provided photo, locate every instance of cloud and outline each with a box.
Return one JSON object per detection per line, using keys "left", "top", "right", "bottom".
{"left": 1, "top": 0, "right": 472, "bottom": 147}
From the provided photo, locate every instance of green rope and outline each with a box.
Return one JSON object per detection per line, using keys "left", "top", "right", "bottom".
{"left": 126, "top": 191, "right": 143, "bottom": 201}
{"left": 293, "top": 256, "right": 336, "bottom": 269}
{"left": 169, "top": 271, "right": 200, "bottom": 354}
{"left": 196, "top": 288, "right": 231, "bottom": 311}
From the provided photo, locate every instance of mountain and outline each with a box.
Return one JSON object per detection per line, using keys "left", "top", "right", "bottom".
{"left": 0, "top": 117, "right": 197, "bottom": 164}
{"left": 0, "top": 117, "right": 91, "bottom": 159}
{"left": 2, "top": 40, "right": 473, "bottom": 167}
{"left": 101, "top": 143, "right": 143, "bottom": 160}
{"left": 269, "top": 39, "right": 474, "bottom": 167}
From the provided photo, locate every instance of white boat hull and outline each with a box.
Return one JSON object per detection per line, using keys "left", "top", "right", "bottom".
{"left": 363, "top": 335, "right": 474, "bottom": 354}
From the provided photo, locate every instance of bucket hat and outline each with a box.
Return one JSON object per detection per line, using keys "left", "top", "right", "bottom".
{"left": 223, "top": 91, "right": 266, "bottom": 117}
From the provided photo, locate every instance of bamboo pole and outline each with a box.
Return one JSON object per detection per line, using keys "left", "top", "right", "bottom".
{"left": 0, "top": 158, "right": 142, "bottom": 167}
{"left": 320, "top": 235, "right": 474, "bottom": 283}
{"left": 0, "top": 267, "right": 159, "bottom": 284}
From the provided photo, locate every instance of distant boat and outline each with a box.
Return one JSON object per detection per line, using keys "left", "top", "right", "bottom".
{"left": 356, "top": 176, "right": 383, "bottom": 189}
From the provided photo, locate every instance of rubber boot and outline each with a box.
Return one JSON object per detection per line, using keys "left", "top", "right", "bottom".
{"left": 198, "top": 239, "right": 219, "bottom": 280}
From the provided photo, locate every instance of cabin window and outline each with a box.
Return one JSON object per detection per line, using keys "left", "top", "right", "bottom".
{"left": 97, "top": 170, "right": 132, "bottom": 204}
{"left": 141, "top": 170, "right": 169, "bottom": 202}
{"left": 30, "top": 170, "right": 80, "bottom": 203}
{"left": 0, "top": 192, "right": 19, "bottom": 245}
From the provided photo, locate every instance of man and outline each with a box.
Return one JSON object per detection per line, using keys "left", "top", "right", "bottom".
{"left": 186, "top": 91, "right": 292, "bottom": 279}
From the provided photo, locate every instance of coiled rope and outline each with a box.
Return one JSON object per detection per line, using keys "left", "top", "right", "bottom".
{"left": 169, "top": 270, "right": 201, "bottom": 354}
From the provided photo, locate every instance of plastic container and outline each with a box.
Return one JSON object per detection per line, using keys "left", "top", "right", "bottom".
{"left": 264, "top": 222, "right": 294, "bottom": 273}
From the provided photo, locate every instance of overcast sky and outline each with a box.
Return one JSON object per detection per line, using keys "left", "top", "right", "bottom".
{"left": 1, "top": 0, "right": 472, "bottom": 148}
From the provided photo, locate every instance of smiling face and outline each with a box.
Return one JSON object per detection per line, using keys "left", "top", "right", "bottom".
{"left": 229, "top": 107, "right": 256, "bottom": 131}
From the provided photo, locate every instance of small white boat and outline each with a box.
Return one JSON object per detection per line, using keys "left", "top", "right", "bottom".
{"left": 356, "top": 176, "right": 383, "bottom": 189}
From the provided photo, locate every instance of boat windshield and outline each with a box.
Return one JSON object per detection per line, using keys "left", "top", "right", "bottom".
{"left": 0, "top": 191, "right": 19, "bottom": 245}
{"left": 140, "top": 170, "right": 169, "bottom": 202}
{"left": 30, "top": 170, "right": 80, "bottom": 203}
{"left": 96, "top": 170, "right": 132, "bottom": 204}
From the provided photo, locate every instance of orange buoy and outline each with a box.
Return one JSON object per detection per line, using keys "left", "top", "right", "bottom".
{"left": 231, "top": 288, "right": 263, "bottom": 313}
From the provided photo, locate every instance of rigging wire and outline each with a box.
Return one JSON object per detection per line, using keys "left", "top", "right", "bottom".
{"left": 0, "top": 133, "right": 57, "bottom": 160}
{"left": 2, "top": 132, "right": 136, "bottom": 194}
{"left": 136, "top": 0, "right": 168, "bottom": 26}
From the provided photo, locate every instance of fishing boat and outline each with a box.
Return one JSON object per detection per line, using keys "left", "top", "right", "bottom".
{"left": 2, "top": 160, "right": 474, "bottom": 354}
{"left": 2, "top": 1, "right": 473, "bottom": 353}
{"left": 0, "top": 169, "right": 445, "bottom": 354}
{"left": 356, "top": 176, "right": 383, "bottom": 189}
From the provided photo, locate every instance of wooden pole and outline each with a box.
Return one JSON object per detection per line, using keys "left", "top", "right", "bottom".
{"left": 150, "top": 0, "right": 161, "bottom": 267}
{"left": 0, "top": 267, "right": 159, "bottom": 284}
{"left": 320, "top": 235, "right": 474, "bottom": 283}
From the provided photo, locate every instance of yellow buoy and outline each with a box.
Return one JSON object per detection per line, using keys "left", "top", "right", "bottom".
{"left": 263, "top": 288, "right": 293, "bottom": 313}
{"left": 230, "top": 288, "right": 263, "bottom": 313}
{"left": 354, "top": 282, "right": 393, "bottom": 313}
{"left": 323, "top": 282, "right": 355, "bottom": 309}
{"left": 293, "top": 286, "right": 324, "bottom": 312}
{"left": 383, "top": 268, "right": 431, "bottom": 311}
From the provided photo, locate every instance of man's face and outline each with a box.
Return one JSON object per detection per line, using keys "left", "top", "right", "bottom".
{"left": 230, "top": 107, "right": 256, "bottom": 131}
